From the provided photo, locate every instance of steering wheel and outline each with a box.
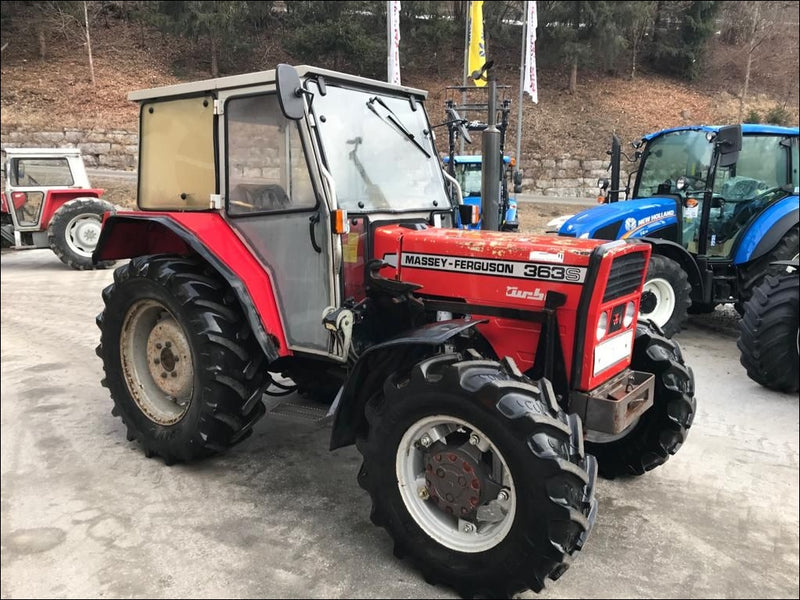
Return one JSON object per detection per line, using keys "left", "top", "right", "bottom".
{"left": 679, "top": 174, "right": 705, "bottom": 190}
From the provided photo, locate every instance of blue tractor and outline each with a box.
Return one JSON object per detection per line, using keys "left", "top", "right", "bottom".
{"left": 554, "top": 124, "right": 799, "bottom": 337}
{"left": 443, "top": 154, "right": 519, "bottom": 231}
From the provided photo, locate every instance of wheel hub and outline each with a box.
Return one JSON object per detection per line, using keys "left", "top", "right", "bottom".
{"left": 640, "top": 290, "right": 657, "bottom": 314}
{"left": 146, "top": 319, "right": 193, "bottom": 399}
{"left": 66, "top": 214, "right": 102, "bottom": 256}
{"left": 424, "top": 441, "right": 492, "bottom": 519}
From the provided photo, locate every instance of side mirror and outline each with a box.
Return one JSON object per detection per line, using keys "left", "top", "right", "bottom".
{"left": 276, "top": 64, "right": 305, "bottom": 121}
{"left": 716, "top": 125, "right": 742, "bottom": 168}
{"left": 513, "top": 170, "right": 523, "bottom": 194}
{"left": 458, "top": 204, "right": 480, "bottom": 226}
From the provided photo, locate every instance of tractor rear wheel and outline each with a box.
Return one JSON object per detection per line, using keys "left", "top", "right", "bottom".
{"left": 96, "top": 255, "right": 268, "bottom": 463}
{"left": 736, "top": 225, "right": 799, "bottom": 314}
{"left": 585, "top": 322, "right": 696, "bottom": 478}
{"left": 47, "top": 197, "right": 116, "bottom": 270}
{"left": 356, "top": 353, "right": 597, "bottom": 598}
{"left": 639, "top": 254, "right": 691, "bottom": 338}
{"left": 737, "top": 269, "right": 799, "bottom": 393}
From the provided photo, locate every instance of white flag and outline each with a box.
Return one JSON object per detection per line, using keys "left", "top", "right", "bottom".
{"left": 523, "top": 1, "right": 538, "bottom": 103}
{"left": 388, "top": 1, "right": 402, "bottom": 85}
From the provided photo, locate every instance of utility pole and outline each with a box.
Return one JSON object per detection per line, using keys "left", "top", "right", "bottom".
{"left": 481, "top": 71, "right": 501, "bottom": 231}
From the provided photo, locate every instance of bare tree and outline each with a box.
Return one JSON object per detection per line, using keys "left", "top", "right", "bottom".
{"left": 722, "top": 1, "right": 795, "bottom": 121}
{"left": 40, "top": 1, "right": 104, "bottom": 85}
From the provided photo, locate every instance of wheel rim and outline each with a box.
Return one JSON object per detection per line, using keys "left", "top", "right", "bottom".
{"left": 120, "top": 299, "right": 194, "bottom": 425}
{"left": 639, "top": 277, "right": 676, "bottom": 328}
{"left": 396, "top": 415, "right": 516, "bottom": 553}
{"left": 65, "top": 213, "right": 103, "bottom": 257}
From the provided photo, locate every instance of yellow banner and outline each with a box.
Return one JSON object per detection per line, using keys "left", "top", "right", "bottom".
{"left": 467, "top": 1, "right": 487, "bottom": 87}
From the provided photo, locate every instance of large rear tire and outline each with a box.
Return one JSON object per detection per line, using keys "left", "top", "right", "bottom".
{"left": 585, "top": 322, "right": 696, "bottom": 478}
{"left": 737, "top": 269, "right": 799, "bottom": 393}
{"left": 736, "top": 225, "right": 799, "bottom": 314}
{"left": 356, "top": 353, "right": 597, "bottom": 598}
{"left": 47, "top": 197, "right": 116, "bottom": 270}
{"left": 96, "top": 255, "right": 268, "bottom": 463}
{"left": 639, "top": 254, "right": 691, "bottom": 338}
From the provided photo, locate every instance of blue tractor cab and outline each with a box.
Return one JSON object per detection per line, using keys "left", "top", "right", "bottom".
{"left": 442, "top": 154, "right": 519, "bottom": 231}
{"left": 556, "top": 123, "right": 799, "bottom": 337}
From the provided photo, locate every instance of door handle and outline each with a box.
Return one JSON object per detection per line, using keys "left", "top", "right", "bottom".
{"left": 309, "top": 212, "right": 322, "bottom": 253}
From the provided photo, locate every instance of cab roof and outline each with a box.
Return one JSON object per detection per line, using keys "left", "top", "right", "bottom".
{"left": 128, "top": 65, "right": 429, "bottom": 103}
{"left": 642, "top": 123, "right": 798, "bottom": 141}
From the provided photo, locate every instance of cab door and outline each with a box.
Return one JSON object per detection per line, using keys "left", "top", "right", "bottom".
{"left": 220, "top": 90, "right": 340, "bottom": 358}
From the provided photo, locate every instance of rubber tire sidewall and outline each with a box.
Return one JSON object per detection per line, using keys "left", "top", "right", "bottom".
{"left": 357, "top": 357, "right": 594, "bottom": 596}
{"left": 47, "top": 197, "right": 115, "bottom": 270}
{"left": 585, "top": 322, "right": 696, "bottom": 478}
{"left": 737, "top": 271, "right": 800, "bottom": 393}
{"left": 640, "top": 254, "right": 691, "bottom": 338}
{"left": 102, "top": 274, "right": 218, "bottom": 459}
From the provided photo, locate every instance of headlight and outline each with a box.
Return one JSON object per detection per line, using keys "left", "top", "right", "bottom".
{"left": 596, "top": 311, "right": 608, "bottom": 341}
{"left": 676, "top": 176, "right": 687, "bottom": 190}
{"left": 623, "top": 301, "right": 636, "bottom": 327}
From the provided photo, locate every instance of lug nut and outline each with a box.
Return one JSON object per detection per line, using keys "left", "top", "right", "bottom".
{"left": 154, "top": 358, "right": 160, "bottom": 365}
{"left": 469, "top": 433, "right": 480, "bottom": 446}
{"left": 418, "top": 487, "right": 429, "bottom": 500}
{"left": 420, "top": 434, "right": 432, "bottom": 447}
{"left": 462, "top": 522, "right": 476, "bottom": 533}
{"left": 497, "top": 490, "right": 509, "bottom": 502}
{"left": 161, "top": 372, "right": 167, "bottom": 378}
{"left": 156, "top": 343, "right": 162, "bottom": 349}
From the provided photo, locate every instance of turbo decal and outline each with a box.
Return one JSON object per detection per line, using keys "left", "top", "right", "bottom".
{"left": 400, "top": 252, "right": 586, "bottom": 283}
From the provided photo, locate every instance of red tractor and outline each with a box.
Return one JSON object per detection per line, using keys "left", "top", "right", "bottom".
{"left": 93, "top": 65, "right": 696, "bottom": 598}
{"left": 1, "top": 147, "right": 116, "bottom": 269}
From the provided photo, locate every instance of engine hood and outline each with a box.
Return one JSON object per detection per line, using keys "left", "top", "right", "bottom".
{"left": 558, "top": 197, "right": 679, "bottom": 240}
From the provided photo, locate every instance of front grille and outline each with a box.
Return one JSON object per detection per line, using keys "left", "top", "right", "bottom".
{"left": 603, "top": 251, "right": 647, "bottom": 302}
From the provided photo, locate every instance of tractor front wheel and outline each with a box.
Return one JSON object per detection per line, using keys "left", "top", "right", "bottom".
{"left": 639, "top": 255, "right": 691, "bottom": 338}
{"left": 737, "top": 269, "right": 799, "bottom": 393}
{"left": 356, "top": 353, "right": 597, "bottom": 598}
{"left": 585, "top": 322, "right": 696, "bottom": 478}
{"left": 96, "top": 255, "right": 268, "bottom": 463}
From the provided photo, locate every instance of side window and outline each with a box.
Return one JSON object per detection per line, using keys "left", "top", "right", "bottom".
{"left": 226, "top": 94, "right": 316, "bottom": 215}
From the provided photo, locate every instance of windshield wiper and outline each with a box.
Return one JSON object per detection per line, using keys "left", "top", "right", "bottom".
{"left": 366, "top": 97, "right": 431, "bottom": 158}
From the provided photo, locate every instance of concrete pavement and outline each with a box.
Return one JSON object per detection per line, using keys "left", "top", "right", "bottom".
{"left": 1, "top": 247, "right": 798, "bottom": 599}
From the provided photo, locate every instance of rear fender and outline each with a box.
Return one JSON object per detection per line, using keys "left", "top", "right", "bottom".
{"left": 94, "top": 213, "right": 288, "bottom": 363}
{"left": 329, "top": 319, "right": 486, "bottom": 450}
{"left": 39, "top": 189, "right": 104, "bottom": 229}
{"left": 732, "top": 195, "right": 799, "bottom": 264}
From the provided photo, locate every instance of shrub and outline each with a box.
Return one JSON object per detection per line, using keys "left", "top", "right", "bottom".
{"left": 765, "top": 106, "right": 791, "bottom": 126}
{"left": 744, "top": 109, "right": 761, "bottom": 124}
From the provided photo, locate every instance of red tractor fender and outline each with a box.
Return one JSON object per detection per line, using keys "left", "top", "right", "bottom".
{"left": 94, "top": 212, "right": 290, "bottom": 363}
{"left": 39, "top": 189, "right": 104, "bottom": 229}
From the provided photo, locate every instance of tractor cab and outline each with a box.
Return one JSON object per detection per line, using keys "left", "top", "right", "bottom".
{"left": 555, "top": 123, "right": 799, "bottom": 337}
{"left": 442, "top": 154, "right": 519, "bottom": 230}
{"left": 1, "top": 147, "right": 114, "bottom": 269}
{"left": 3, "top": 148, "right": 91, "bottom": 233}
{"left": 630, "top": 125, "right": 798, "bottom": 260}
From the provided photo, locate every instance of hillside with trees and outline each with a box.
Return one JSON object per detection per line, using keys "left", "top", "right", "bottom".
{"left": 1, "top": 0, "right": 798, "bottom": 169}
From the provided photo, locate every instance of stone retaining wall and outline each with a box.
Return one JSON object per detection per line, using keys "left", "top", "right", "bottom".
{"left": 1, "top": 127, "right": 624, "bottom": 198}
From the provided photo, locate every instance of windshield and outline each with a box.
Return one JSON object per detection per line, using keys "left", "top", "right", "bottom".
{"left": 454, "top": 163, "right": 482, "bottom": 196}
{"left": 636, "top": 130, "right": 712, "bottom": 197}
{"left": 309, "top": 81, "right": 448, "bottom": 212}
